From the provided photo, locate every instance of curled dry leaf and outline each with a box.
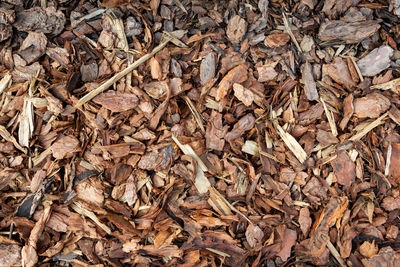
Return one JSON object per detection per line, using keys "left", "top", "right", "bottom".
{"left": 310, "top": 196, "right": 348, "bottom": 256}
{"left": 21, "top": 204, "right": 51, "bottom": 267}
{"left": 93, "top": 91, "right": 139, "bottom": 112}
{"left": 216, "top": 64, "right": 248, "bottom": 101}
{"left": 353, "top": 93, "right": 390, "bottom": 119}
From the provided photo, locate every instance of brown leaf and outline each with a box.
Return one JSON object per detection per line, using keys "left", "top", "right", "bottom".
{"left": 331, "top": 151, "right": 355, "bottom": 187}
{"left": 93, "top": 91, "right": 139, "bottom": 112}
{"left": 216, "top": 64, "right": 248, "bottom": 101}
{"left": 353, "top": 93, "right": 390, "bottom": 118}
{"left": 182, "top": 231, "right": 247, "bottom": 266}
{"left": 310, "top": 196, "right": 348, "bottom": 256}
{"left": 21, "top": 204, "right": 51, "bottom": 267}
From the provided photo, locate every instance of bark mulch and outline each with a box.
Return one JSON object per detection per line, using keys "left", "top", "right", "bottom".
{"left": 1, "top": 0, "right": 400, "bottom": 266}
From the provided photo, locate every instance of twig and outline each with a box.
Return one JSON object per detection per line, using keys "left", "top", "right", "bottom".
{"left": 327, "top": 240, "right": 347, "bottom": 267}
{"left": 72, "top": 9, "right": 106, "bottom": 27}
{"left": 0, "top": 74, "right": 11, "bottom": 94}
{"left": 349, "top": 112, "right": 388, "bottom": 141}
{"left": 282, "top": 12, "right": 302, "bottom": 53}
{"left": 320, "top": 97, "right": 338, "bottom": 136}
{"left": 173, "top": 0, "right": 188, "bottom": 14}
{"left": 0, "top": 125, "right": 26, "bottom": 153}
{"left": 74, "top": 37, "right": 172, "bottom": 109}
{"left": 183, "top": 96, "right": 206, "bottom": 134}
{"left": 349, "top": 56, "right": 364, "bottom": 82}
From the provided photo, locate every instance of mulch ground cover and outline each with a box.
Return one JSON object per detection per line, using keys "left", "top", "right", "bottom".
{"left": 1, "top": 0, "right": 400, "bottom": 266}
